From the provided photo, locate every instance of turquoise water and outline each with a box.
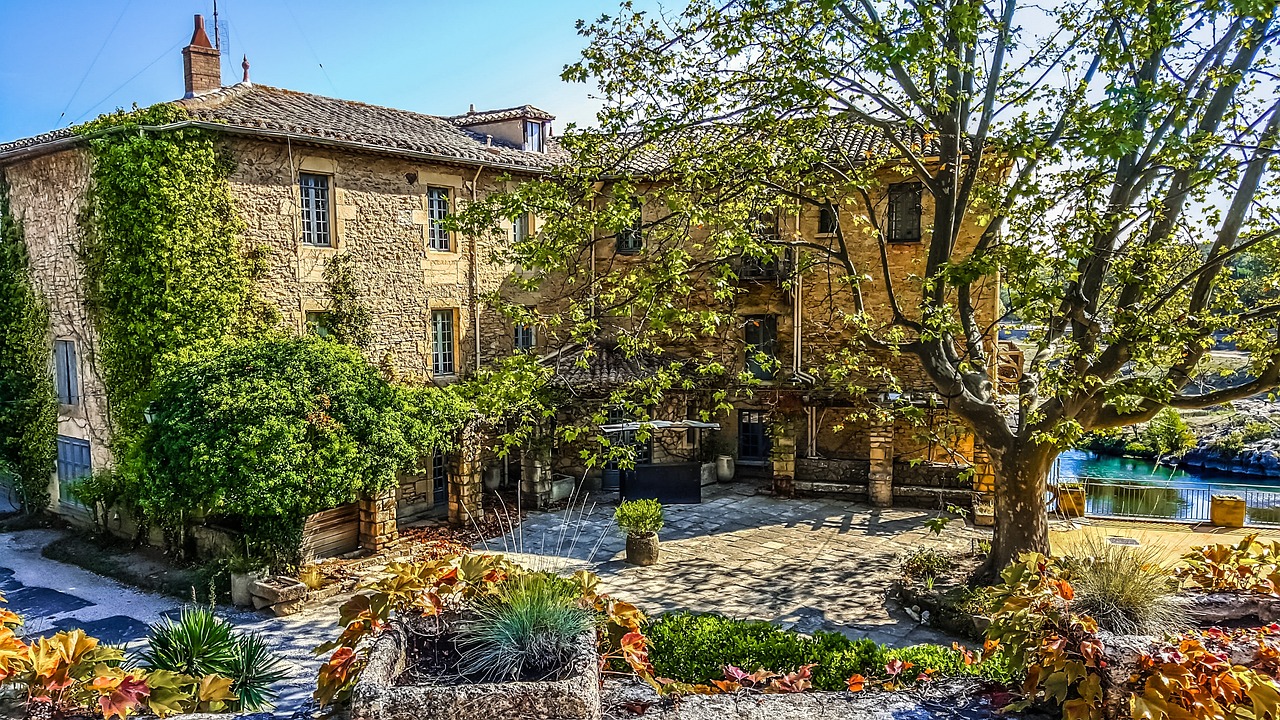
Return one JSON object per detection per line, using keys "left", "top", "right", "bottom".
{"left": 1054, "top": 449, "right": 1280, "bottom": 524}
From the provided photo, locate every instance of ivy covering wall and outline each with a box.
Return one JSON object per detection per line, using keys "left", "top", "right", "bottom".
{"left": 78, "top": 104, "right": 274, "bottom": 437}
{"left": 0, "top": 174, "right": 58, "bottom": 514}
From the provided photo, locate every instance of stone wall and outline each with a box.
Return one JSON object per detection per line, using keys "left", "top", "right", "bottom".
{"left": 795, "top": 457, "right": 968, "bottom": 489}
{"left": 225, "top": 138, "right": 538, "bottom": 381}
{"left": 2, "top": 149, "right": 112, "bottom": 516}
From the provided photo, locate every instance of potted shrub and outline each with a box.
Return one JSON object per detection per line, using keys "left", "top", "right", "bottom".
{"left": 616, "top": 499, "right": 664, "bottom": 566}
{"left": 1211, "top": 494, "right": 1246, "bottom": 528}
{"left": 227, "top": 552, "right": 268, "bottom": 607}
{"left": 1055, "top": 483, "right": 1086, "bottom": 517}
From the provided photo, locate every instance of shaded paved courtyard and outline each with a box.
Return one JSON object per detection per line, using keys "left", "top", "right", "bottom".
{"left": 478, "top": 480, "right": 989, "bottom": 647}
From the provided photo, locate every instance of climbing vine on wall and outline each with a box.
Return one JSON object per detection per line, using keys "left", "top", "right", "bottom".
{"left": 77, "top": 104, "right": 274, "bottom": 438}
{"left": 321, "top": 253, "right": 373, "bottom": 349}
{"left": 0, "top": 174, "right": 58, "bottom": 514}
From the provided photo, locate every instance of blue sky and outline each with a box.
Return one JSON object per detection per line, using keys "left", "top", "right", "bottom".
{"left": 0, "top": 0, "right": 630, "bottom": 143}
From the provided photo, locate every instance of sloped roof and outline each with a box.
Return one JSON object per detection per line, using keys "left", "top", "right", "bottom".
{"left": 541, "top": 342, "right": 678, "bottom": 396}
{"left": 0, "top": 84, "right": 563, "bottom": 171}
{"left": 450, "top": 104, "right": 556, "bottom": 126}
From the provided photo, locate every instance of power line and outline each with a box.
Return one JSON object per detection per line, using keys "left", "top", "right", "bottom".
{"left": 282, "top": 0, "right": 338, "bottom": 96}
{"left": 69, "top": 40, "right": 184, "bottom": 126}
{"left": 55, "top": 0, "right": 135, "bottom": 127}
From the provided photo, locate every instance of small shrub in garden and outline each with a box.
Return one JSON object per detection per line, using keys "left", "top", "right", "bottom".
{"left": 138, "top": 606, "right": 286, "bottom": 711}
{"left": 1060, "top": 534, "right": 1186, "bottom": 635}
{"left": 457, "top": 572, "right": 596, "bottom": 681}
{"left": 899, "top": 546, "right": 954, "bottom": 580}
{"left": 616, "top": 499, "right": 664, "bottom": 536}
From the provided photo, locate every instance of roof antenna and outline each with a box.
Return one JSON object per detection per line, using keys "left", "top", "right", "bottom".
{"left": 213, "top": 0, "right": 221, "bottom": 51}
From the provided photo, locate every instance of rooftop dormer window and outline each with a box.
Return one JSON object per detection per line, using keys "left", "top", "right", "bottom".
{"left": 524, "top": 120, "right": 545, "bottom": 152}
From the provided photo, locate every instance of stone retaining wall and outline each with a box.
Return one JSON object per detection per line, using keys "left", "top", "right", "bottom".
{"left": 795, "top": 457, "right": 968, "bottom": 489}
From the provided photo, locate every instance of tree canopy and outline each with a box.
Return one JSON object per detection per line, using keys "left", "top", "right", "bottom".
{"left": 455, "top": 0, "right": 1280, "bottom": 571}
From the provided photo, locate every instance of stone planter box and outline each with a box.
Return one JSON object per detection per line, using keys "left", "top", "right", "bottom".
{"left": 1055, "top": 486, "right": 1086, "bottom": 517}
{"left": 1211, "top": 494, "right": 1246, "bottom": 528}
{"left": 350, "top": 622, "right": 601, "bottom": 720}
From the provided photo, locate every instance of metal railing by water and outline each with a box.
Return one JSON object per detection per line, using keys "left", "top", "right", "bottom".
{"left": 1049, "top": 477, "right": 1280, "bottom": 526}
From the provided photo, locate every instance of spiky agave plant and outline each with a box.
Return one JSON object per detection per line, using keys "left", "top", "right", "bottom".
{"left": 456, "top": 572, "right": 595, "bottom": 682}
{"left": 137, "top": 606, "right": 237, "bottom": 677}
{"left": 224, "top": 632, "right": 289, "bottom": 710}
{"left": 137, "top": 606, "right": 286, "bottom": 711}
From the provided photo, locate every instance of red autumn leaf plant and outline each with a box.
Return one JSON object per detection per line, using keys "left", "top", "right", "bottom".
{"left": 0, "top": 592, "right": 239, "bottom": 718}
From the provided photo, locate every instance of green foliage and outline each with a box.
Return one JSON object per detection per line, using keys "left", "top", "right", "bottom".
{"left": 615, "top": 499, "right": 664, "bottom": 536}
{"left": 137, "top": 606, "right": 285, "bottom": 712}
{"left": 0, "top": 176, "right": 56, "bottom": 514}
{"left": 320, "top": 253, "right": 373, "bottom": 349}
{"left": 644, "top": 612, "right": 885, "bottom": 691}
{"left": 644, "top": 612, "right": 1004, "bottom": 692}
{"left": 1059, "top": 535, "right": 1185, "bottom": 636}
{"left": 457, "top": 572, "right": 597, "bottom": 682}
{"left": 138, "top": 607, "right": 236, "bottom": 678}
{"left": 899, "top": 547, "right": 955, "bottom": 580}
{"left": 1140, "top": 409, "right": 1198, "bottom": 458}
{"left": 131, "top": 336, "right": 468, "bottom": 568}
{"left": 79, "top": 104, "right": 271, "bottom": 438}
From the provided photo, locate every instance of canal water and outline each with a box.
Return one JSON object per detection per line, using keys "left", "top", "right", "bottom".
{"left": 1054, "top": 449, "right": 1280, "bottom": 524}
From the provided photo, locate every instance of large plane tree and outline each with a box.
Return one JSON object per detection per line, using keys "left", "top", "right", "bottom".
{"left": 459, "top": 0, "right": 1280, "bottom": 573}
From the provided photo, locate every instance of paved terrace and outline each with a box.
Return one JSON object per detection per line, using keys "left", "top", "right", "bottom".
{"left": 475, "top": 480, "right": 985, "bottom": 647}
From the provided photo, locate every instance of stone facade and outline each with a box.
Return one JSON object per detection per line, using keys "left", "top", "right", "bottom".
{"left": 1, "top": 130, "right": 540, "bottom": 542}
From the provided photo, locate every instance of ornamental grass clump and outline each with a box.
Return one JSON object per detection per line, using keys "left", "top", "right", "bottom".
{"left": 615, "top": 499, "right": 664, "bottom": 536}
{"left": 1060, "top": 535, "right": 1186, "bottom": 636}
{"left": 457, "top": 572, "right": 597, "bottom": 682}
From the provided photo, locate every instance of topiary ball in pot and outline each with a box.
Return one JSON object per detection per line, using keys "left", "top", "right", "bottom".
{"left": 615, "top": 499, "right": 663, "bottom": 566}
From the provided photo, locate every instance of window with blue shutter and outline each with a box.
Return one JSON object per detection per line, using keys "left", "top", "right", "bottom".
{"left": 57, "top": 436, "right": 92, "bottom": 505}
{"left": 54, "top": 339, "right": 79, "bottom": 405}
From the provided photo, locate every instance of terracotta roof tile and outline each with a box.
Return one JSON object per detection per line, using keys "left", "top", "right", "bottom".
{"left": 0, "top": 84, "right": 563, "bottom": 170}
{"left": 450, "top": 105, "right": 556, "bottom": 126}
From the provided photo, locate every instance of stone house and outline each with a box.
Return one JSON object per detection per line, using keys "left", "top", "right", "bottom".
{"left": 0, "top": 16, "right": 553, "bottom": 552}
{"left": 534, "top": 143, "right": 1008, "bottom": 515}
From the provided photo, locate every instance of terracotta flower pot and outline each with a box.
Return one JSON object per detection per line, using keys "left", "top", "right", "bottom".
{"left": 625, "top": 532, "right": 660, "bottom": 566}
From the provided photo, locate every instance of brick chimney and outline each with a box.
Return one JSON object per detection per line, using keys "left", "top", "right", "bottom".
{"left": 182, "top": 15, "right": 220, "bottom": 97}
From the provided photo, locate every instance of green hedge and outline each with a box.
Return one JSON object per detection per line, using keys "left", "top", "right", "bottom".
{"left": 644, "top": 611, "right": 1016, "bottom": 691}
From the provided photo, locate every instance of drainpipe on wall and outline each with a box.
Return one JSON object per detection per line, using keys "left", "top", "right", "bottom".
{"left": 470, "top": 166, "right": 483, "bottom": 372}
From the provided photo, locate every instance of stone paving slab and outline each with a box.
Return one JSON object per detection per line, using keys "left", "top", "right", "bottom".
{"left": 479, "top": 480, "right": 990, "bottom": 648}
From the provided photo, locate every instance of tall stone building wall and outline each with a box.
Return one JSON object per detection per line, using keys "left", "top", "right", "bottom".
{"left": 2, "top": 149, "right": 111, "bottom": 516}
{"left": 225, "top": 138, "right": 535, "bottom": 380}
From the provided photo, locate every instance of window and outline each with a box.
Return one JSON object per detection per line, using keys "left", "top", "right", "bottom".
{"left": 818, "top": 205, "right": 839, "bottom": 235}
{"left": 57, "top": 436, "right": 92, "bottom": 505}
{"left": 305, "top": 311, "right": 332, "bottom": 338}
{"left": 431, "top": 309, "right": 455, "bottom": 376}
{"left": 616, "top": 199, "right": 643, "bottom": 254}
{"left": 744, "top": 315, "right": 778, "bottom": 380}
{"left": 299, "top": 173, "right": 332, "bottom": 247}
{"left": 738, "top": 410, "right": 770, "bottom": 461}
{"left": 512, "top": 213, "right": 530, "bottom": 244}
{"left": 514, "top": 311, "right": 536, "bottom": 352}
{"left": 432, "top": 450, "right": 448, "bottom": 506}
{"left": 427, "top": 188, "right": 451, "bottom": 251}
{"left": 54, "top": 339, "right": 79, "bottom": 405}
{"left": 606, "top": 406, "right": 652, "bottom": 465}
{"left": 887, "top": 182, "right": 923, "bottom": 243}
{"left": 523, "top": 121, "right": 545, "bottom": 153}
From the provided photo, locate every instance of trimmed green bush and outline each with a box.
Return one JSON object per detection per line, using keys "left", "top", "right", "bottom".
{"left": 645, "top": 611, "right": 1012, "bottom": 691}
{"left": 615, "top": 499, "right": 664, "bottom": 536}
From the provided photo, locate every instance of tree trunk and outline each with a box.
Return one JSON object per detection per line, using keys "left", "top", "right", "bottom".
{"left": 983, "top": 441, "right": 1057, "bottom": 577}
